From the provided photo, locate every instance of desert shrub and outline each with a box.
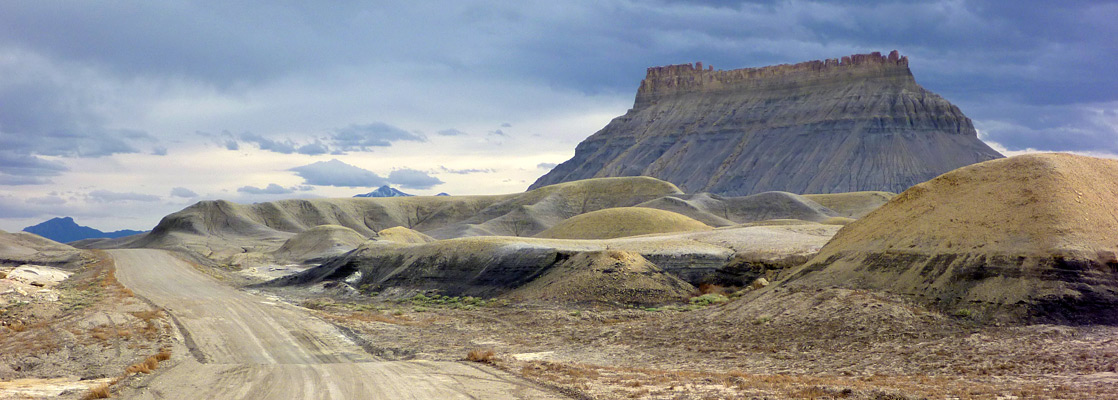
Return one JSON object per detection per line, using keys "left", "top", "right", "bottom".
{"left": 689, "top": 293, "right": 729, "bottom": 306}
{"left": 401, "top": 294, "right": 498, "bottom": 309}
{"left": 466, "top": 348, "right": 496, "bottom": 363}
{"left": 300, "top": 299, "right": 333, "bottom": 310}
{"left": 696, "top": 283, "right": 727, "bottom": 296}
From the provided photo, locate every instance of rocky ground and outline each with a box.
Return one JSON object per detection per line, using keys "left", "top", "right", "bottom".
{"left": 0, "top": 251, "right": 175, "bottom": 399}
{"left": 262, "top": 284, "right": 1118, "bottom": 400}
{"left": 5, "top": 248, "right": 1117, "bottom": 399}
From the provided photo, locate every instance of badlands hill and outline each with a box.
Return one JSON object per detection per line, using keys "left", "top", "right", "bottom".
{"left": 531, "top": 51, "right": 1003, "bottom": 195}
{"left": 636, "top": 191, "right": 843, "bottom": 226}
{"left": 81, "top": 177, "right": 683, "bottom": 263}
{"left": 0, "top": 229, "right": 83, "bottom": 266}
{"left": 767, "top": 153, "right": 1118, "bottom": 324}
{"left": 535, "top": 207, "right": 712, "bottom": 239}
{"left": 268, "top": 223, "right": 839, "bottom": 300}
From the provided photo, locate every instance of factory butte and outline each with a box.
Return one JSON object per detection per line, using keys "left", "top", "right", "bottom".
{"left": 533, "top": 50, "right": 1004, "bottom": 195}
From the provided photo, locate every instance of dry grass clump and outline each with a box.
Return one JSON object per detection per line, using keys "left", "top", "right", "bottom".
{"left": 82, "top": 384, "right": 111, "bottom": 399}
{"left": 130, "top": 309, "right": 166, "bottom": 339}
{"left": 315, "top": 309, "right": 418, "bottom": 327}
{"left": 125, "top": 356, "right": 161, "bottom": 374}
{"left": 466, "top": 348, "right": 496, "bottom": 363}
{"left": 7, "top": 321, "right": 28, "bottom": 332}
{"left": 154, "top": 348, "right": 172, "bottom": 361}
{"left": 85, "top": 348, "right": 173, "bottom": 398}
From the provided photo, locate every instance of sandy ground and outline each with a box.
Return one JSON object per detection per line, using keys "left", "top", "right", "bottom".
{"left": 108, "top": 249, "right": 565, "bottom": 399}
{"left": 272, "top": 289, "right": 1118, "bottom": 400}
{"left": 0, "top": 251, "right": 175, "bottom": 399}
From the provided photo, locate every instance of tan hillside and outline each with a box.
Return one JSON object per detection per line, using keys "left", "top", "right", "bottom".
{"left": 376, "top": 226, "right": 436, "bottom": 244}
{"left": 270, "top": 223, "right": 838, "bottom": 297}
{"left": 773, "top": 153, "right": 1118, "bottom": 324}
{"left": 535, "top": 207, "right": 711, "bottom": 240}
{"left": 802, "top": 191, "right": 895, "bottom": 219}
{"left": 0, "top": 230, "right": 82, "bottom": 265}
{"left": 436, "top": 176, "right": 684, "bottom": 238}
{"left": 81, "top": 176, "right": 682, "bottom": 263}
{"left": 503, "top": 250, "right": 694, "bottom": 305}
{"left": 272, "top": 225, "right": 369, "bottom": 262}
{"left": 636, "top": 191, "right": 841, "bottom": 227}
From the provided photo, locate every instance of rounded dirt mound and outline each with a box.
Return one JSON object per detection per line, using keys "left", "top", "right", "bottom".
{"left": 504, "top": 250, "right": 695, "bottom": 305}
{"left": 376, "top": 226, "right": 435, "bottom": 244}
{"left": 783, "top": 153, "right": 1118, "bottom": 324}
{"left": 637, "top": 191, "right": 841, "bottom": 226}
{"left": 802, "top": 191, "right": 894, "bottom": 219}
{"left": 273, "top": 225, "right": 368, "bottom": 262}
{"left": 535, "top": 207, "right": 711, "bottom": 240}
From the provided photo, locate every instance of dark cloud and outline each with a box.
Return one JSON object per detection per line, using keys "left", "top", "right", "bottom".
{"left": 296, "top": 142, "right": 329, "bottom": 156}
{"left": 289, "top": 159, "right": 388, "bottom": 187}
{"left": 330, "top": 123, "right": 426, "bottom": 151}
{"left": 0, "top": 0, "right": 1114, "bottom": 160}
{"left": 240, "top": 132, "right": 296, "bottom": 154}
{"left": 169, "top": 187, "right": 198, "bottom": 198}
{"left": 437, "top": 128, "right": 468, "bottom": 136}
{"left": 87, "top": 190, "right": 161, "bottom": 203}
{"left": 237, "top": 183, "right": 295, "bottom": 195}
{"left": 387, "top": 168, "right": 444, "bottom": 190}
{"left": 0, "top": 51, "right": 151, "bottom": 164}
{"left": 228, "top": 123, "right": 427, "bottom": 155}
{"left": 0, "top": 151, "right": 68, "bottom": 180}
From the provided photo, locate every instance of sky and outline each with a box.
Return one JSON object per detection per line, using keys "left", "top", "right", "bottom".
{"left": 0, "top": 0, "right": 1115, "bottom": 232}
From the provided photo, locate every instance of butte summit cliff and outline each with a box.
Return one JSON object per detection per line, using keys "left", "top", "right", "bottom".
{"left": 531, "top": 51, "right": 1004, "bottom": 195}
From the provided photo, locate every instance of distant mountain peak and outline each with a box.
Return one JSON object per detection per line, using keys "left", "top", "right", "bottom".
{"left": 354, "top": 185, "right": 413, "bottom": 198}
{"left": 23, "top": 217, "right": 145, "bottom": 243}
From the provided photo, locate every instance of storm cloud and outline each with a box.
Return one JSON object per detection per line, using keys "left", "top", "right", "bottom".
{"left": 0, "top": 1, "right": 1114, "bottom": 231}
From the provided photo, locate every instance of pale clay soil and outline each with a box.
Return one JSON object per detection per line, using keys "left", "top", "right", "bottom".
{"left": 0, "top": 252, "right": 176, "bottom": 399}
{"left": 261, "top": 282, "right": 1118, "bottom": 400}
{"left": 4, "top": 252, "right": 1117, "bottom": 399}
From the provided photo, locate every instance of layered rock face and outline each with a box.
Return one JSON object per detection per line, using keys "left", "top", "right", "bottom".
{"left": 784, "top": 153, "right": 1118, "bottom": 324}
{"left": 531, "top": 51, "right": 1004, "bottom": 195}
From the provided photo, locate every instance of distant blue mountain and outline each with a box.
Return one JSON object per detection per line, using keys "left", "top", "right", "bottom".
{"left": 435, "top": 192, "right": 450, "bottom": 196}
{"left": 354, "top": 185, "right": 413, "bottom": 198}
{"left": 23, "top": 217, "right": 145, "bottom": 243}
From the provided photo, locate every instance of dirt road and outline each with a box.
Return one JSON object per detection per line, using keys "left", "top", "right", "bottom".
{"left": 109, "top": 249, "right": 564, "bottom": 399}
